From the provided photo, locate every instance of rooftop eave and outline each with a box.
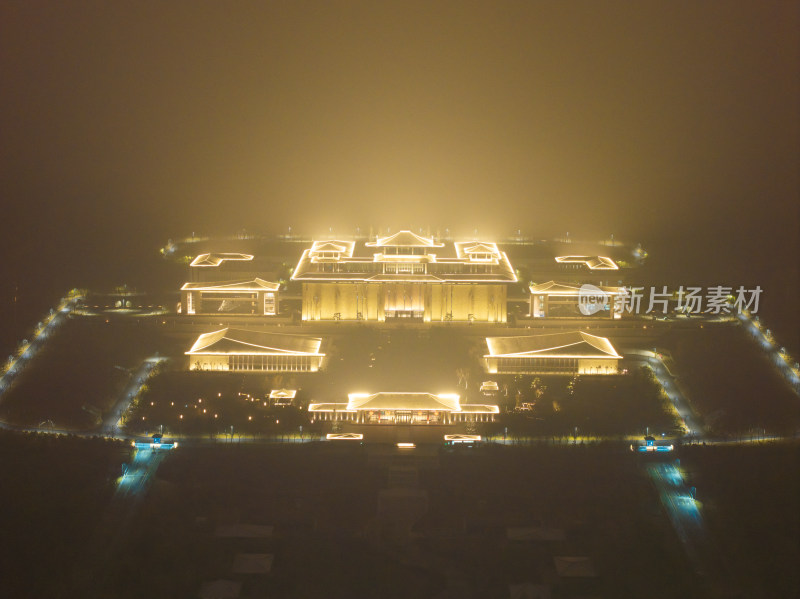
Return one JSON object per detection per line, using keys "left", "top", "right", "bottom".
{"left": 485, "top": 352, "right": 621, "bottom": 359}
{"left": 186, "top": 350, "right": 325, "bottom": 356}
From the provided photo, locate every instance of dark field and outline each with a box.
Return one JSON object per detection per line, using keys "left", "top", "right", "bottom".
{"left": 0, "top": 432, "right": 127, "bottom": 598}
{"left": 1, "top": 428, "right": 796, "bottom": 598}
{"left": 0, "top": 318, "right": 166, "bottom": 429}
{"left": 491, "top": 366, "right": 682, "bottom": 439}
{"left": 680, "top": 442, "right": 800, "bottom": 598}
{"left": 91, "top": 442, "right": 700, "bottom": 599}
{"left": 124, "top": 369, "right": 312, "bottom": 438}
{"left": 665, "top": 327, "right": 800, "bottom": 436}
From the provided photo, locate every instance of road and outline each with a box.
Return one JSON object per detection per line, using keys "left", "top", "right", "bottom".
{"left": 646, "top": 461, "right": 741, "bottom": 596}
{"left": 626, "top": 352, "right": 705, "bottom": 439}
{"left": 73, "top": 445, "right": 168, "bottom": 595}
{"left": 647, "top": 462, "right": 702, "bottom": 554}
{"left": 117, "top": 447, "right": 166, "bottom": 498}
{"left": 101, "top": 356, "right": 167, "bottom": 435}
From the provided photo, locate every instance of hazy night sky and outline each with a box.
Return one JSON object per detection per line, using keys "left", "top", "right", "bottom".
{"left": 1, "top": 1, "right": 798, "bottom": 339}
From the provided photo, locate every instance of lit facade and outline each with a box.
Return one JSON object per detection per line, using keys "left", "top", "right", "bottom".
{"left": 292, "top": 231, "right": 516, "bottom": 322}
{"left": 308, "top": 392, "right": 499, "bottom": 424}
{"left": 181, "top": 278, "right": 280, "bottom": 315}
{"left": 190, "top": 253, "right": 255, "bottom": 268}
{"left": 186, "top": 328, "right": 324, "bottom": 372}
{"left": 554, "top": 255, "right": 618, "bottom": 270}
{"left": 188, "top": 252, "right": 259, "bottom": 283}
{"left": 484, "top": 331, "right": 621, "bottom": 375}
{"left": 529, "top": 281, "right": 624, "bottom": 319}
{"left": 269, "top": 388, "right": 297, "bottom": 406}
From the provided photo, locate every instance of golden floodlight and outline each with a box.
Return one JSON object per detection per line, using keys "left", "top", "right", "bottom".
{"left": 189, "top": 253, "right": 254, "bottom": 267}
{"left": 554, "top": 256, "right": 619, "bottom": 270}
{"left": 186, "top": 329, "right": 324, "bottom": 373}
{"left": 484, "top": 331, "right": 621, "bottom": 375}
{"left": 444, "top": 434, "right": 481, "bottom": 443}
{"left": 291, "top": 230, "right": 516, "bottom": 323}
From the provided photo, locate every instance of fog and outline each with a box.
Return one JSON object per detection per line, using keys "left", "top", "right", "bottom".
{"left": 1, "top": 1, "right": 797, "bottom": 340}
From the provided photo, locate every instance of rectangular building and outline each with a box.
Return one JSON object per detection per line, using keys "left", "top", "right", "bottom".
{"left": 484, "top": 331, "right": 621, "bottom": 375}
{"left": 308, "top": 392, "right": 498, "bottom": 424}
{"left": 292, "top": 231, "right": 516, "bottom": 322}
{"left": 189, "top": 253, "right": 257, "bottom": 282}
{"left": 529, "top": 281, "right": 624, "bottom": 319}
{"left": 186, "top": 328, "right": 324, "bottom": 372}
{"left": 181, "top": 278, "right": 280, "bottom": 315}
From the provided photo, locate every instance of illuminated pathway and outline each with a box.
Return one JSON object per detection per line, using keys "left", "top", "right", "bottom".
{"left": 101, "top": 356, "right": 168, "bottom": 435}
{"left": 647, "top": 462, "right": 702, "bottom": 554}
{"left": 74, "top": 445, "right": 167, "bottom": 594}
{"left": 646, "top": 461, "right": 739, "bottom": 595}
{"left": 0, "top": 293, "right": 83, "bottom": 398}
{"left": 117, "top": 447, "right": 166, "bottom": 499}
{"left": 646, "top": 462, "right": 706, "bottom": 584}
{"left": 737, "top": 311, "right": 800, "bottom": 395}
{"left": 626, "top": 350, "right": 705, "bottom": 440}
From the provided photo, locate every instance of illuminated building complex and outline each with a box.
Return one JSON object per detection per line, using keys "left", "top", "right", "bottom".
{"left": 484, "top": 331, "right": 621, "bottom": 375}
{"left": 529, "top": 281, "right": 625, "bottom": 319}
{"left": 269, "top": 389, "right": 297, "bottom": 406}
{"left": 186, "top": 328, "right": 324, "bottom": 372}
{"left": 189, "top": 253, "right": 257, "bottom": 281}
{"left": 308, "top": 392, "right": 499, "bottom": 424}
{"left": 181, "top": 278, "right": 280, "bottom": 315}
{"left": 181, "top": 253, "right": 281, "bottom": 315}
{"left": 181, "top": 278, "right": 280, "bottom": 316}
{"left": 292, "top": 231, "right": 516, "bottom": 322}
{"left": 554, "top": 255, "right": 618, "bottom": 271}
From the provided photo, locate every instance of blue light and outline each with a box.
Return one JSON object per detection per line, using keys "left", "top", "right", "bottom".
{"left": 635, "top": 444, "right": 673, "bottom": 453}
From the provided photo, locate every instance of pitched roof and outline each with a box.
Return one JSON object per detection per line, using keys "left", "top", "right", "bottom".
{"left": 459, "top": 403, "right": 501, "bottom": 413}
{"left": 586, "top": 256, "right": 618, "bottom": 270}
{"left": 186, "top": 328, "right": 322, "bottom": 355}
{"left": 347, "top": 392, "right": 461, "bottom": 411}
{"left": 454, "top": 241, "right": 500, "bottom": 257}
{"left": 529, "top": 281, "right": 582, "bottom": 294}
{"left": 326, "top": 433, "right": 363, "bottom": 440}
{"left": 292, "top": 235, "right": 516, "bottom": 282}
{"left": 181, "top": 278, "right": 280, "bottom": 292}
{"left": 308, "top": 393, "right": 499, "bottom": 414}
{"left": 190, "top": 253, "right": 254, "bottom": 267}
{"left": 365, "top": 230, "right": 444, "bottom": 248}
{"left": 554, "top": 255, "right": 618, "bottom": 270}
{"left": 311, "top": 241, "right": 352, "bottom": 253}
{"left": 529, "top": 281, "right": 624, "bottom": 295}
{"left": 485, "top": 332, "right": 620, "bottom": 358}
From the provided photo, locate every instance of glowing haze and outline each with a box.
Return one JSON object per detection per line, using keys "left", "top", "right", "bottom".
{"left": 0, "top": 1, "right": 798, "bottom": 342}
{"left": 2, "top": 2, "right": 796, "bottom": 238}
